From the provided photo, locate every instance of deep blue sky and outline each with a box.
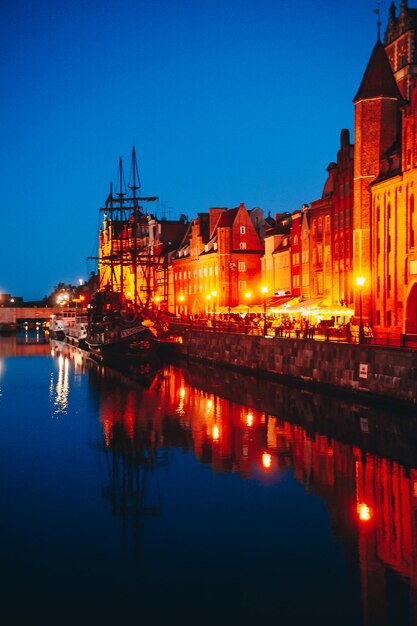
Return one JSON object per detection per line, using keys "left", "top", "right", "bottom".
{"left": 1, "top": 0, "right": 385, "bottom": 300}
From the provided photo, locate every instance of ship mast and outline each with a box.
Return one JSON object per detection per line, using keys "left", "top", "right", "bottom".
{"left": 129, "top": 146, "right": 140, "bottom": 307}
{"left": 117, "top": 157, "right": 126, "bottom": 303}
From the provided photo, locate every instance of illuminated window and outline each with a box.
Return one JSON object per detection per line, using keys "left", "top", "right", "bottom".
{"left": 318, "top": 273, "right": 323, "bottom": 293}
{"left": 238, "top": 280, "right": 246, "bottom": 290}
{"left": 238, "top": 261, "right": 246, "bottom": 272}
{"left": 318, "top": 245, "right": 323, "bottom": 263}
{"left": 410, "top": 195, "right": 415, "bottom": 248}
{"left": 240, "top": 242, "right": 246, "bottom": 250}
{"left": 240, "top": 226, "right": 246, "bottom": 234}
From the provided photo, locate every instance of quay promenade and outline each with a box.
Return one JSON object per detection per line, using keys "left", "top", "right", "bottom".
{"left": 168, "top": 322, "right": 417, "bottom": 407}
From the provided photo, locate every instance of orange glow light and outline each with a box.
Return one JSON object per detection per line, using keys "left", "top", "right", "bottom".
{"left": 246, "top": 412, "right": 254, "bottom": 427}
{"left": 212, "top": 424, "right": 220, "bottom": 441}
{"left": 262, "top": 452, "right": 272, "bottom": 469}
{"left": 357, "top": 503, "right": 372, "bottom": 522}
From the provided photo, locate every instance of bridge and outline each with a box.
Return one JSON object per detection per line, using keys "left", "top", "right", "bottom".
{"left": 0, "top": 307, "right": 62, "bottom": 326}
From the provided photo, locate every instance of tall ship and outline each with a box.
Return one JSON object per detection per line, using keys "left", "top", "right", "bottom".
{"left": 86, "top": 147, "right": 166, "bottom": 363}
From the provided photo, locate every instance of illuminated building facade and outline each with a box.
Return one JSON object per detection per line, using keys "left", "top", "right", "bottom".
{"left": 171, "top": 204, "right": 265, "bottom": 317}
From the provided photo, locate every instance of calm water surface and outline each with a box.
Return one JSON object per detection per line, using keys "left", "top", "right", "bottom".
{"left": 0, "top": 332, "right": 416, "bottom": 625}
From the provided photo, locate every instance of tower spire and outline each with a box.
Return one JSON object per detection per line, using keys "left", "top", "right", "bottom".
{"left": 373, "top": 2, "right": 381, "bottom": 41}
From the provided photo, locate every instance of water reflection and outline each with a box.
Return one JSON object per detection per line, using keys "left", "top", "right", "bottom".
{"left": 46, "top": 340, "right": 417, "bottom": 625}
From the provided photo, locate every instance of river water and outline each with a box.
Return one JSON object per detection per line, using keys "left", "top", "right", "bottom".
{"left": 0, "top": 332, "right": 416, "bottom": 626}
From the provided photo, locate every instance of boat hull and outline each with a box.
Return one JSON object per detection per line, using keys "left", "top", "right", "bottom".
{"left": 86, "top": 326, "right": 155, "bottom": 363}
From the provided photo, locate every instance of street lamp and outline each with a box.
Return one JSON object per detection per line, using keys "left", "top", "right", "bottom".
{"left": 245, "top": 291, "right": 251, "bottom": 316}
{"left": 261, "top": 286, "right": 268, "bottom": 335}
{"left": 178, "top": 294, "right": 185, "bottom": 318}
{"left": 356, "top": 276, "right": 365, "bottom": 344}
{"left": 211, "top": 290, "right": 217, "bottom": 330}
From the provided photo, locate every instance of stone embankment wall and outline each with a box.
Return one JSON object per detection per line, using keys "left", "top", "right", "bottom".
{"left": 179, "top": 330, "right": 417, "bottom": 406}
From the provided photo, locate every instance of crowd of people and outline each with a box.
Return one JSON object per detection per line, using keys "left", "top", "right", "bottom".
{"left": 179, "top": 312, "right": 373, "bottom": 342}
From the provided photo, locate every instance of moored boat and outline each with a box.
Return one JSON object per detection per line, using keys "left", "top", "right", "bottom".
{"left": 86, "top": 147, "right": 163, "bottom": 365}
{"left": 48, "top": 310, "right": 77, "bottom": 340}
{"left": 65, "top": 315, "right": 88, "bottom": 350}
{"left": 85, "top": 292, "right": 157, "bottom": 363}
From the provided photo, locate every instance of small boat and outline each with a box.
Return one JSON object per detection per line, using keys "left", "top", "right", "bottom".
{"left": 65, "top": 315, "right": 88, "bottom": 350}
{"left": 48, "top": 310, "right": 77, "bottom": 340}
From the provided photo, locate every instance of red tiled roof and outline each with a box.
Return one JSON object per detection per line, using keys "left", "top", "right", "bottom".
{"left": 216, "top": 207, "right": 239, "bottom": 228}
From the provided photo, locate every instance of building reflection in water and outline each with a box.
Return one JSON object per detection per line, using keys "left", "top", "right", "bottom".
{"left": 50, "top": 341, "right": 417, "bottom": 625}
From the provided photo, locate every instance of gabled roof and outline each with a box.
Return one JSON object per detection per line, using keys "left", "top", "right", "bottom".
{"left": 353, "top": 40, "right": 402, "bottom": 103}
{"left": 216, "top": 206, "right": 239, "bottom": 228}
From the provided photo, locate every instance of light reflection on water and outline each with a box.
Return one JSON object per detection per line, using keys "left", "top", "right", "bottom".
{"left": 0, "top": 334, "right": 416, "bottom": 625}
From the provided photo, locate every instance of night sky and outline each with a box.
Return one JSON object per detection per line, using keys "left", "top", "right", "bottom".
{"left": 1, "top": 0, "right": 384, "bottom": 300}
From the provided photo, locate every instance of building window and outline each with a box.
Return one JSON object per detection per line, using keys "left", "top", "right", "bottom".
{"left": 410, "top": 195, "right": 415, "bottom": 248}
{"left": 325, "top": 245, "right": 330, "bottom": 262}
{"left": 293, "top": 234, "right": 299, "bottom": 245}
{"left": 376, "top": 310, "right": 381, "bottom": 325}
{"left": 318, "top": 273, "right": 323, "bottom": 294}
{"left": 318, "top": 217, "right": 323, "bottom": 235}
{"left": 345, "top": 209, "right": 350, "bottom": 226}
{"left": 240, "top": 226, "right": 246, "bottom": 235}
{"left": 318, "top": 245, "right": 323, "bottom": 264}
{"left": 325, "top": 216, "right": 330, "bottom": 233}
{"left": 240, "top": 242, "right": 246, "bottom": 250}
{"left": 293, "top": 274, "right": 300, "bottom": 288}
{"left": 238, "top": 261, "right": 246, "bottom": 272}
{"left": 203, "top": 268, "right": 207, "bottom": 276}
{"left": 312, "top": 219, "right": 317, "bottom": 236}
{"left": 238, "top": 280, "right": 246, "bottom": 291}
{"left": 386, "top": 310, "right": 392, "bottom": 326}
{"left": 326, "top": 275, "right": 331, "bottom": 293}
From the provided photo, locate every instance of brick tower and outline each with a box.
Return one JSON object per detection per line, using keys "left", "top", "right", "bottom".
{"left": 353, "top": 39, "right": 402, "bottom": 324}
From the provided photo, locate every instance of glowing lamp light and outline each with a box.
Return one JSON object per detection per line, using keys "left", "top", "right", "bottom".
{"left": 212, "top": 424, "right": 220, "bottom": 441}
{"left": 262, "top": 452, "right": 272, "bottom": 469}
{"left": 246, "top": 411, "right": 254, "bottom": 427}
{"left": 355, "top": 276, "right": 365, "bottom": 289}
{"left": 179, "top": 386, "right": 185, "bottom": 399}
{"left": 357, "top": 503, "right": 372, "bottom": 522}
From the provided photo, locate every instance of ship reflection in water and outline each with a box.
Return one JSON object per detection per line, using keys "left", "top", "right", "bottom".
{"left": 2, "top": 335, "right": 416, "bottom": 625}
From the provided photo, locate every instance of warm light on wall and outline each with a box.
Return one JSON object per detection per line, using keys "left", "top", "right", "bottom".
{"left": 246, "top": 411, "right": 253, "bottom": 427}
{"left": 357, "top": 502, "right": 372, "bottom": 522}
{"left": 355, "top": 276, "right": 365, "bottom": 289}
{"left": 262, "top": 452, "right": 272, "bottom": 469}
